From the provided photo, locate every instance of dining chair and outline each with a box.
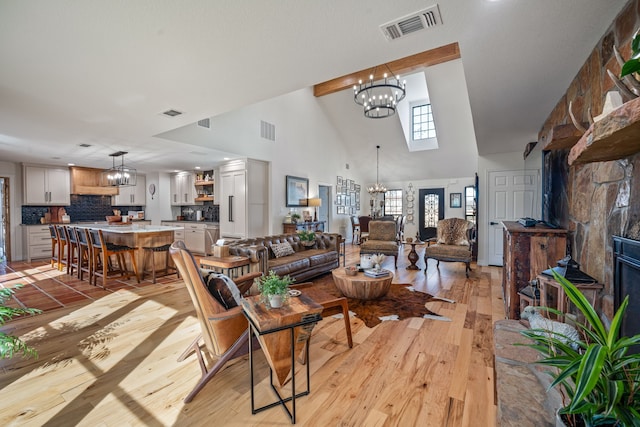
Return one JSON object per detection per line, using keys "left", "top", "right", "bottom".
{"left": 74, "top": 227, "right": 92, "bottom": 281}
{"left": 48, "top": 225, "right": 61, "bottom": 270}
{"left": 63, "top": 225, "right": 79, "bottom": 276}
{"left": 358, "top": 216, "right": 371, "bottom": 243}
{"left": 350, "top": 216, "right": 361, "bottom": 245}
{"left": 55, "top": 225, "right": 69, "bottom": 273}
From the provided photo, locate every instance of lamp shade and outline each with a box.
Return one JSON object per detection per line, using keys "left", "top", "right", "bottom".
{"left": 307, "top": 198, "right": 322, "bottom": 207}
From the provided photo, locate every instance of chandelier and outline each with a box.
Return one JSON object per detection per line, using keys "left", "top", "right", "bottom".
{"left": 353, "top": 64, "right": 406, "bottom": 119}
{"left": 368, "top": 145, "right": 387, "bottom": 195}
{"left": 102, "top": 151, "right": 137, "bottom": 187}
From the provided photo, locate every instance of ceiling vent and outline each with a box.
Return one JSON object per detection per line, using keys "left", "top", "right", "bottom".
{"left": 197, "top": 118, "right": 211, "bottom": 129}
{"left": 78, "top": 143, "right": 92, "bottom": 148}
{"left": 380, "top": 4, "right": 442, "bottom": 41}
{"left": 162, "top": 109, "right": 183, "bottom": 117}
{"left": 260, "top": 120, "right": 276, "bottom": 142}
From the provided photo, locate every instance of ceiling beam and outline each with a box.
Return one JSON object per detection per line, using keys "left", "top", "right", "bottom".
{"left": 313, "top": 42, "right": 460, "bottom": 97}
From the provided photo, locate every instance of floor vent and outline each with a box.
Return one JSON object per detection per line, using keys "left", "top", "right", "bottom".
{"left": 197, "top": 118, "right": 210, "bottom": 129}
{"left": 260, "top": 120, "right": 276, "bottom": 141}
{"left": 380, "top": 4, "right": 442, "bottom": 41}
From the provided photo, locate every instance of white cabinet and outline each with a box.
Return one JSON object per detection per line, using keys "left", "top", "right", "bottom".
{"left": 219, "top": 159, "right": 268, "bottom": 239}
{"left": 23, "top": 225, "right": 52, "bottom": 261}
{"left": 161, "top": 221, "right": 213, "bottom": 255}
{"left": 112, "top": 175, "right": 146, "bottom": 206}
{"left": 24, "top": 165, "right": 71, "bottom": 205}
{"left": 170, "top": 172, "right": 197, "bottom": 206}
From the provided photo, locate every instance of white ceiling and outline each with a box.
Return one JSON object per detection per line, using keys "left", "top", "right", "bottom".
{"left": 0, "top": 0, "right": 627, "bottom": 175}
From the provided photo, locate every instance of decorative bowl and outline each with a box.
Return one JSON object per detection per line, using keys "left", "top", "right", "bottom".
{"left": 345, "top": 266, "right": 358, "bottom": 276}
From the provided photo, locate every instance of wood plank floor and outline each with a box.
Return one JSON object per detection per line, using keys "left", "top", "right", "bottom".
{"left": 0, "top": 244, "right": 504, "bottom": 426}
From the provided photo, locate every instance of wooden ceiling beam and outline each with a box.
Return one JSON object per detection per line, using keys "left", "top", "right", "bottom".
{"left": 313, "top": 42, "right": 461, "bottom": 97}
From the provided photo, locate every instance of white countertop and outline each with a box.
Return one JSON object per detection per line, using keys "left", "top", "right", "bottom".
{"left": 74, "top": 224, "right": 183, "bottom": 234}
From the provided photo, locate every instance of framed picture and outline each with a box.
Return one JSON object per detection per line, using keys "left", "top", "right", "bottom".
{"left": 337, "top": 206, "right": 345, "bottom": 215}
{"left": 337, "top": 176, "right": 343, "bottom": 186}
{"left": 286, "top": 175, "right": 309, "bottom": 207}
{"left": 354, "top": 184, "right": 360, "bottom": 191}
{"left": 450, "top": 192, "right": 462, "bottom": 208}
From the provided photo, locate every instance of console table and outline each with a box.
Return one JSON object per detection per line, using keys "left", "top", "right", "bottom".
{"left": 283, "top": 221, "right": 326, "bottom": 234}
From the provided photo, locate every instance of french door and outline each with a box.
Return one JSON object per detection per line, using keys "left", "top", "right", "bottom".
{"left": 418, "top": 188, "right": 444, "bottom": 241}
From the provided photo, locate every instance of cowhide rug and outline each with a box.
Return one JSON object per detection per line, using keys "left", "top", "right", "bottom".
{"left": 312, "top": 281, "right": 455, "bottom": 328}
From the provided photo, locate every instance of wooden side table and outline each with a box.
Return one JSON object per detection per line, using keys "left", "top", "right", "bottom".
{"left": 403, "top": 241, "right": 425, "bottom": 270}
{"left": 199, "top": 255, "right": 250, "bottom": 279}
{"left": 242, "top": 294, "right": 323, "bottom": 424}
{"left": 537, "top": 274, "right": 603, "bottom": 321}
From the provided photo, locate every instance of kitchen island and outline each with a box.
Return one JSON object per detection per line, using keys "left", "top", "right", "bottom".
{"left": 75, "top": 224, "right": 183, "bottom": 281}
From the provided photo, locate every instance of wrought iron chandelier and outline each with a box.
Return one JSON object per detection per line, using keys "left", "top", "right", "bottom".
{"left": 353, "top": 64, "right": 406, "bottom": 119}
{"left": 368, "top": 145, "right": 387, "bottom": 195}
{"left": 102, "top": 151, "right": 137, "bottom": 187}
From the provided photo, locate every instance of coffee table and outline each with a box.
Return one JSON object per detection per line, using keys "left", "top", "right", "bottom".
{"left": 332, "top": 268, "right": 394, "bottom": 300}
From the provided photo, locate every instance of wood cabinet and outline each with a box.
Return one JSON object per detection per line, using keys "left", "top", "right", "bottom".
{"left": 501, "top": 221, "right": 567, "bottom": 319}
{"left": 113, "top": 175, "right": 146, "bottom": 206}
{"left": 219, "top": 159, "right": 268, "bottom": 239}
{"left": 170, "top": 172, "right": 197, "bottom": 206}
{"left": 70, "top": 166, "right": 118, "bottom": 196}
{"left": 194, "top": 170, "right": 214, "bottom": 202}
{"left": 23, "top": 165, "right": 71, "bottom": 205}
{"left": 283, "top": 221, "right": 326, "bottom": 234}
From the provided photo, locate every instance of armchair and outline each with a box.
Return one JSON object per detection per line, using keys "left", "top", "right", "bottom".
{"left": 359, "top": 220, "right": 399, "bottom": 268}
{"left": 424, "top": 218, "right": 474, "bottom": 277}
{"left": 169, "top": 240, "right": 262, "bottom": 403}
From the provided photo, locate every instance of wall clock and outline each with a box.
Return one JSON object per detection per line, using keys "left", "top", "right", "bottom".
{"left": 148, "top": 184, "right": 156, "bottom": 200}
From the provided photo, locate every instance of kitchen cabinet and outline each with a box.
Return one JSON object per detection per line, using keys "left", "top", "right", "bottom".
{"left": 23, "top": 165, "right": 71, "bottom": 205}
{"left": 501, "top": 221, "right": 567, "bottom": 319}
{"left": 161, "top": 221, "right": 218, "bottom": 255}
{"left": 219, "top": 159, "right": 268, "bottom": 239}
{"left": 22, "top": 225, "right": 53, "bottom": 261}
{"left": 170, "top": 172, "right": 198, "bottom": 206}
{"left": 112, "top": 175, "right": 146, "bottom": 206}
{"left": 194, "top": 171, "right": 214, "bottom": 202}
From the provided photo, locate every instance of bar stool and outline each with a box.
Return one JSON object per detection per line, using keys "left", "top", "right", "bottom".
{"left": 55, "top": 225, "right": 69, "bottom": 272}
{"left": 88, "top": 229, "right": 140, "bottom": 288}
{"left": 141, "top": 244, "right": 178, "bottom": 283}
{"left": 63, "top": 225, "right": 80, "bottom": 276}
{"left": 48, "top": 225, "right": 61, "bottom": 269}
{"left": 74, "top": 227, "right": 92, "bottom": 281}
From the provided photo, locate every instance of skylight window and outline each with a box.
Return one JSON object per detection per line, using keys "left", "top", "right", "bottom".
{"left": 412, "top": 103, "right": 437, "bottom": 140}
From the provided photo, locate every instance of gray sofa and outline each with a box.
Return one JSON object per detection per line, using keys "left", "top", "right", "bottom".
{"left": 226, "top": 233, "right": 342, "bottom": 282}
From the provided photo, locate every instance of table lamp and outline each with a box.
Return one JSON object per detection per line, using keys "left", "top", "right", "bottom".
{"left": 307, "top": 198, "right": 322, "bottom": 222}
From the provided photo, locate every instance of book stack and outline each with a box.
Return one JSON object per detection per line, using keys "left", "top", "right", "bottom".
{"left": 364, "top": 269, "right": 390, "bottom": 278}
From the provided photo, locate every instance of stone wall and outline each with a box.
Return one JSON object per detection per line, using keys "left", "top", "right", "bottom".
{"left": 538, "top": 0, "right": 640, "bottom": 321}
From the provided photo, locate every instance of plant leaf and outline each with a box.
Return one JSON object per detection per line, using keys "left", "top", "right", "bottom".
{"left": 621, "top": 59, "right": 640, "bottom": 78}
{"left": 570, "top": 344, "right": 606, "bottom": 409}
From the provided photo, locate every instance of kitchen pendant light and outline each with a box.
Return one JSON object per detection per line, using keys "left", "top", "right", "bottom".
{"left": 102, "top": 151, "right": 137, "bottom": 187}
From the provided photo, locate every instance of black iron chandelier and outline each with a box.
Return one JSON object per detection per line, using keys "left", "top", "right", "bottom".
{"left": 367, "top": 145, "right": 387, "bottom": 195}
{"left": 353, "top": 64, "right": 406, "bottom": 119}
{"left": 102, "top": 151, "right": 137, "bottom": 187}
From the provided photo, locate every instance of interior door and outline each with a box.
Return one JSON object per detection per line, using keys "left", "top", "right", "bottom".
{"left": 0, "top": 177, "right": 8, "bottom": 262}
{"left": 318, "top": 185, "right": 330, "bottom": 231}
{"left": 418, "top": 188, "right": 445, "bottom": 241}
{"left": 487, "top": 169, "right": 538, "bottom": 266}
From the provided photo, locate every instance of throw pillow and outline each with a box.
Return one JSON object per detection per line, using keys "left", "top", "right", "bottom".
{"left": 271, "top": 241, "right": 295, "bottom": 258}
{"left": 200, "top": 270, "right": 243, "bottom": 310}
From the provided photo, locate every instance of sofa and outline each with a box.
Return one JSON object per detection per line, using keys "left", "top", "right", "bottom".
{"left": 225, "top": 232, "right": 342, "bottom": 282}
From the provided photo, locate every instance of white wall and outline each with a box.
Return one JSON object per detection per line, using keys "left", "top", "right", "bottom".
{"left": 145, "top": 172, "right": 174, "bottom": 225}
{"left": 0, "top": 161, "right": 23, "bottom": 260}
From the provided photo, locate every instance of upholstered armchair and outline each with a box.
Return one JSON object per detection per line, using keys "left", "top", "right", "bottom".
{"left": 424, "top": 218, "right": 474, "bottom": 277}
{"left": 359, "top": 220, "right": 399, "bottom": 268}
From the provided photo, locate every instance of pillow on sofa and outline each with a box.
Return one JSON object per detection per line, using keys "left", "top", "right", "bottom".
{"left": 271, "top": 241, "right": 295, "bottom": 258}
{"left": 200, "top": 270, "right": 243, "bottom": 309}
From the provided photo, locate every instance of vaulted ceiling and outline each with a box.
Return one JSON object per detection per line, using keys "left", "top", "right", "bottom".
{"left": 0, "top": 1, "right": 627, "bottom": 176}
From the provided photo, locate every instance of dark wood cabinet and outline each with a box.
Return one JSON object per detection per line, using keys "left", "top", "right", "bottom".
{"left": 502, "top": 221, "right": 567, "bottom": 319}
{"left": 283, "top": 221, "right": 326, "bottom": 234}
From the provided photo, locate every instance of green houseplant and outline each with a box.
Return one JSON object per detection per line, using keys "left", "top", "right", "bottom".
{"left": 298, "top": 230, "right": 316, "bottom": 247}
{"left": 257, "top": 270, "right": 295, "bottom": 308}
{"left": 290, "top": 213, "right": 301, "bottom": 224}
{"left": 1, "top": 285, "right": 41, "bottom": 359}
{"left": 521, "top": 271, "right": 640, "bottom": 426}
{"left": 621, "top": 29, "right": 640, "bottom": 78}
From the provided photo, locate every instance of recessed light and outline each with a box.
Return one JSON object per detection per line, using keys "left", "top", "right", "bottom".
{"left": 223, "top": 157, "right": 230, "bottom": 160}
{"left": 68, "top": 163, "right": 75, "bottom": 166}
{"left": 194, "top": 166, "right": 201, "bottom": 170}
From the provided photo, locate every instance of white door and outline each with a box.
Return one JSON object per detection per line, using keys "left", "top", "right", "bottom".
{"left": 47, "top": 168, "right": 70, "bottom": 205}
{"left": 487, "top": 169, "right": 539, "bottom": 266}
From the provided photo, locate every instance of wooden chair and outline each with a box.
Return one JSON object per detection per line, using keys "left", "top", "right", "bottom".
{"left": 169, "top": 240, "right": 263, "bottom": 403}
{"left": 358, "top": 216, "right": 371, "bottom": 243}
{"left": 62, "top": 225, "right": 79, "bottom": 276}
{"left": 424, "top": 218, "right": 474, "bottom": 277}
{"left": 48, "top": 225, "right": 61, "bottom": 269}
{"left": 74, "top": 227, "right": 92, "bottom": 281}
{"left": 87, "top": 228, "right": 139, "bottom": 287}
{"left": 350, "top": 216, "right": 361, "bottom": 245}
{"left": 55, "top": 225, "right": 69, "bottom": 272}
{"left": 359, "top": 220, "right": 399, "bottom": 268}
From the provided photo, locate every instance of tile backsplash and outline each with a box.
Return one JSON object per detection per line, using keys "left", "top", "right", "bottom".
{"left": 22, "top": 195, "right": 143, "bottom": 224}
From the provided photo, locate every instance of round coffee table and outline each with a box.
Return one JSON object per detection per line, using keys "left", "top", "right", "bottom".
{"left": 332, "top": 268, "right": 394, "bottom": 300}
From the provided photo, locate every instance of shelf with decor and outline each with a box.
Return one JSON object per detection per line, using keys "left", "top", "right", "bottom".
{"left": 568, "top": 96, "right": 640, "bottom": 165}
{"left": 194, "top": 170, "right": 214, "bottom": 203}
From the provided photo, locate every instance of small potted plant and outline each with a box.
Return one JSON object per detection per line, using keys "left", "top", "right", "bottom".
{"left": 257, "top": 270, "right": 295, "bottom": 308}
{"left": 520, "top": 271, "right": 640, "bottom": 426}
{"left": 291, "top": 212, "right": 301, "bottom": 224}
{"left": 298, "top": 230, "right": 316, "bottom": 247}
{"left": 1, "top": 285, "right": 41, "bottom": 359}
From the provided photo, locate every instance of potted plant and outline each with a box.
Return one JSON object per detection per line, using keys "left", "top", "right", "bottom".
{"left": 520, "top": 271, "right": 640, "bottom": 426}
{"left": 1, "top": 285, "right": 41, "bottom": 359}
{"left": 257, "top": 270, "right": 295, "bottom": 308}
{"left": 620, "top": 29, "right": 640, "bottom": 79}
{"left": 298, "top": 230, "right": 316, "bottom": 247}
{"left": 291, "top": 213, "right": 301, "bottom": 224}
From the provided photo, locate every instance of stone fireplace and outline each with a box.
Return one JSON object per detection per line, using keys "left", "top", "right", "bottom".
{"left": 613, "top": 236, "right": 640, "bottom": 348}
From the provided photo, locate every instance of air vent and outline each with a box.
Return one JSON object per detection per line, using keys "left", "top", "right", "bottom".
{"left": 78, "top": 143, "right": 92, "bottom": 148}
{"left": 380, "top": 4, "right": 442, "bottom": 41}
{"left": 260, "top": 120, "right": 276, "bottom": 141}
{"left": 162, "top": 109, "right": 183, "bottom": 117}
{"left": 197, "top": 118, "right": 210, "bottom": 129}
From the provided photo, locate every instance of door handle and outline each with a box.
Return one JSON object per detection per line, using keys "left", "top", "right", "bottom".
{"left": 228, "top": 195, "right": 234, "bottom": 222}
{"left": 490, "top": 221, "right": 499, "bottom": 225}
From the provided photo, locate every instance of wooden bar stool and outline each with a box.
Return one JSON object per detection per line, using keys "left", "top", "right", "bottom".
{"left": 74, "top": 227, "right": 92, "bottom": 281}
{"left": 141, "top": 244, "right": 178, "bottom": 283}
{"left": 55, "top": 225, "right": 69, "bottom": 272}
{"left": 48, "top": 225, "right": 61, "bottom": 269}
{"left": 88, "top": 229, "right": 140, "bottom": 288}
{"left": 63, "top": 225, "right": 80, "bottom": 276}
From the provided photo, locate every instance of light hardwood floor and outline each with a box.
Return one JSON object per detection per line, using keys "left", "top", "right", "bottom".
{"left": 0, "top": 243, "right": 504, "bottom": 426}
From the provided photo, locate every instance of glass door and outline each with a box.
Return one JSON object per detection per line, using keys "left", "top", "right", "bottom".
{"left": 418, "top": 188, "right": 444, "bottom": 241}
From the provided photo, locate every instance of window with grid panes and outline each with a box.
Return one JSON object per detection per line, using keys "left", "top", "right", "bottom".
{"left": 465, "top": 185, "right": 476, "bottom": 224}
{"left": 412, "top": 104, "right": 437, "bottom": 140}
{"left": 384, "top": 189, "right": 403, "bottom": 217}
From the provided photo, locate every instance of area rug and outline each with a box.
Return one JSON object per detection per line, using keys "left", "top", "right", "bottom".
{"left": 312, "top": 281, "right": 454, "bottom": 327}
